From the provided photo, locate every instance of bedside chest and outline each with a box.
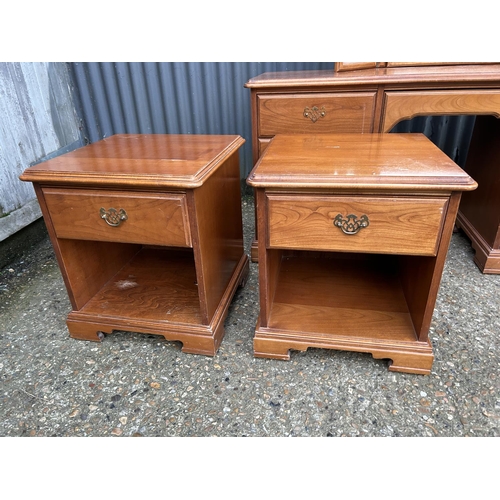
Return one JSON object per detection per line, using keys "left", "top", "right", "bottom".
{"left": 247, "top": 133, "right": 477, "bottom": 374}
{"left": 20, "top": 134, "right": 249, "bottom": 356}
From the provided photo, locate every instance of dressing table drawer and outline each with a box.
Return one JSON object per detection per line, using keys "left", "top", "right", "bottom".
{"left": 258, "top": 92, "right": 377, "bottom": 136}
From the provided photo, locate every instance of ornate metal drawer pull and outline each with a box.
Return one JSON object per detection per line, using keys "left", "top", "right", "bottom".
{"left": 100, "top": 207, "right": 128, "bottom": 227}
{"left": 334, "top": 214, "right": 369, "bottom": 235}
{"left": 303, "top": 106, "right": 326, "bottom": 123}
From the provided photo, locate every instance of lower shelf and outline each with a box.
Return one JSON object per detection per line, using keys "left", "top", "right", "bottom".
{"left": 254, "top": 251, "right": 434, "bottom": 374}
{"left": 80, "top": 247, "right": 202, "bottom": 325}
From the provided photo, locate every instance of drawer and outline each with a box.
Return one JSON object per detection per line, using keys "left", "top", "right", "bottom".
{"left": 258, "top": 92, "right": 376, "bottom": 136}
{"left": 382, "top": 89, "right": 500, "bottom": 132}
{"left": 267, "top": 195, "right": 448, "bottom": 256}
{"left": 43, "top": 188, "right": 192, "bottom": 247}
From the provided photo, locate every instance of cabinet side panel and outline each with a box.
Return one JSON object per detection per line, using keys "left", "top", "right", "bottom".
{"left": 250, "top": 90, "right": 259, "bottom": 165}
{"left": 459, "top": 115, "right": 500, "bottom": 248}
{"left": 190, "top": 152, "right": 245, "bottom": 323}
{"left": 255, "top": 189, "right": 282, "bottom": 327}
{"left": 399, "top": 193, "right": 461, "bottom": 341}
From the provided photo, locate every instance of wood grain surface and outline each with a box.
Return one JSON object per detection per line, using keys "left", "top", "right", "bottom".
{"left": 43, "top": 188, "right": 191, "bottom": 247}
{"left": 267, "top": 194, "right": 447, "bottom": 255}
{"left": 247, "top": 134, "right": 477, "bottom": 191}
{"left": 20, "top": 134, "right": 245, "bottom": 188}
{"left": 382, "top": 90, "right": 500, "bottom": 132}
{"left": 245, "top": 64, "right": 500, "bottom": 89}
{"left": 258, "top": 92, "right": 376, "bottom": 135}
{"left": 80, "top": 247, "right": 202, "bottom": 324}
{"left": 269, "top": 253, "right": 417, "bottom": 342}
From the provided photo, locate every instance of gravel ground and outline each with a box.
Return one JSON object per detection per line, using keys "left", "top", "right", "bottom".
{"left": 1, "top": 194, "right": 499, "bottom": 440}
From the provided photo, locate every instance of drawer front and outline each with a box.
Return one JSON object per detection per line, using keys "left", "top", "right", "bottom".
{"left": 382, "top": 89, "right": 500, "bottom": 132}
{"left": 43, "top": 188, "right": 191, "bottom": 247}
{"left": 267, "top": 195, "right": 448, "bottom": 256}
{"left": 258, "top": 92, "right": 376, "bottom": 136}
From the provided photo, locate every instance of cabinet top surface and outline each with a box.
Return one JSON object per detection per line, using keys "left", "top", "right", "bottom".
{"left": 245, "top": 64, "right": 500, "bottom": 89}
{"left": 20, "top": 134, "right": 245, "bottom": 188}
{"left": 246, "top": 134, "right": 477, "bottom": 191}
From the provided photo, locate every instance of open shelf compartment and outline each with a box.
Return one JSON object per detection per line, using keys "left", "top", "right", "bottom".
{"left": 79, "top": 246, "right": 202, "bottom": 326}
{"left": 269, "top": 250, "right": 420, "bottom": 342}
{"left": 268, "top": 250, "right": 418, "bottom": 343}
{"left": 254, "top": 249, "right": 435, "bottom": 374}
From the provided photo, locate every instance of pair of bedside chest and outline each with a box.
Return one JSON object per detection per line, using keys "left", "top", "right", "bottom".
{"left": 21, "top": 133, "right": 476, "bottom": 374}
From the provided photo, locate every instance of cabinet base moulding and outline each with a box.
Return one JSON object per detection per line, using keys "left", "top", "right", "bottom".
{"left": 251, "top": 240, "right": 259, "bottom": 262}
{"left": 253, "top": 322, "right": 434, "bottom": 375}
{"left": 456, "top": 211, "right": 500, "bottom": 274}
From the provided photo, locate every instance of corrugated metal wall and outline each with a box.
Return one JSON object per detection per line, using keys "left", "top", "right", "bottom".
{"left": 69, "top": 62, "right": 475, "bottom": 181}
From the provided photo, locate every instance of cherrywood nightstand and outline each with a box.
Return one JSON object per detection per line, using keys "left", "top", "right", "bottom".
{"left": 247, "top": 133, "right": 477, "bottom": 374}
{"left": 21, "top": 134, "right": 249, "bottom": 356}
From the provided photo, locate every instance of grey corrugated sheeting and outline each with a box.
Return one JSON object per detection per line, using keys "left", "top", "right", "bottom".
{"left": 69, "top": 62, "right": 333, "bottom": 180}
{"left": 69, "top": 62, "right": 475, "bottom": 182}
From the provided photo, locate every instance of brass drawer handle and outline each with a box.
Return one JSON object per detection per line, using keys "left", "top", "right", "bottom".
{"left": 303, "top": 106, "right": 326, "bottom": 123}
{"left": 334, "top": 214, "right": 369, "bottom": 235}
{"left": 100, "top": 207, "right": 128, "bottom": 227}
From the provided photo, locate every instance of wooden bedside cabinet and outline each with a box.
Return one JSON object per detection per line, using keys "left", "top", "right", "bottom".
{"left": 247, "top": 133, "right": 477, "bottom": 374}
{"left": 20, "top": 134, "right": 249, "bottom": 356}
